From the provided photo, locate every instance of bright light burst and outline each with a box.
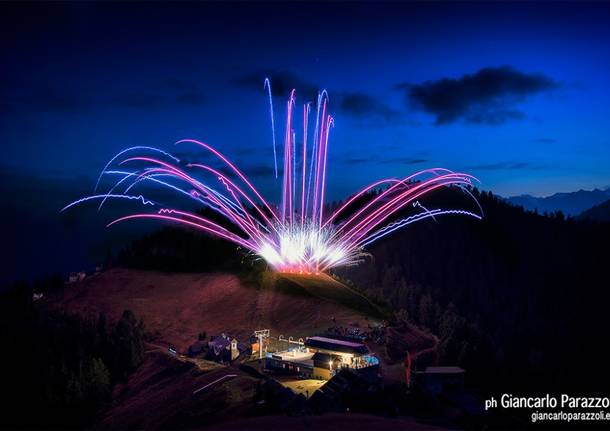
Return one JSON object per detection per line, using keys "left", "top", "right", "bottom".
{"left": 64, "top": 82, "right": 482, "bottom": 273}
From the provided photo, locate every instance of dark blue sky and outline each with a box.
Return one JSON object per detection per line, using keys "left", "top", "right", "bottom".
{"left": 1, "top": 2, "right": 610, "bottom": 283}
{"left": 2, "top": 2, "right": 610, "bottom": 198}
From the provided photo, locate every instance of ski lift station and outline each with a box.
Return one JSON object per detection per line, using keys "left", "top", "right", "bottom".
{"left": 264, "top": 334, "right": 379, "bottom": 381}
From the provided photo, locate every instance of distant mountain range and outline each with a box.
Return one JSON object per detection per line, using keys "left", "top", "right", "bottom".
{"left": 506, "top": 188, "right": 610, "bottom": 216}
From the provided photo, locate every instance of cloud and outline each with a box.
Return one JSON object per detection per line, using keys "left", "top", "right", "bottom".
{"left": 215, "top": 163, "right": 280, "bottom": 179}
{"left": 379, "top": 157, "right": 428, "bottom": 165}
{"left": 398, "top": 66, "right": 560, "bottom": 125}
{"left": 242, "top": 164, "right": 278, "bottom": 178}
{"left": 17, "top": 87, "right": 95, "bottom": 113}
{"left": 234, "top": 70, "right": 318, "bottom": 101}
{"left": 173, "top": 146, "right": 258, "bottom": 163}
{"left": 36, "top": 93, "right": 92, "bottom": 113}
{"left": 233, "top": 70, "right": 401, "bottom": 122}
{"left": 170, "top": 150, "right": 274, "bottom": 180}
{"left": 0, "top": 79, "right": 92, "bottom": 113}
{"left": 2, "top": 77, "right": 207, "bottom": 114}
{"left": 157, "top": 78, "right": 207, "bottom": 106}
{"left": 343, "top": 157, "right": 371, "bottom": 165}
{"left": 109, "top": 79, "right": 207, "bottom": 108}
{"left": 344, "top": 155, "right": 428, "bottom": 165}
{"left": 338, "top": 92, "right": 401, "bottom": 122}
{"left": 464, "top": 161, "right": 545, "bottom": 171}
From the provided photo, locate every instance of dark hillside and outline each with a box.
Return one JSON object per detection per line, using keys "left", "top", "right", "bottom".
{"left": 337, "top": 188, "right": 610, "bottom": 393}
{"left": 108, "top": 186, "right": 610, "bottom": 394}
{"left": 577, "top": 198, "right": 610, "bottom": 222}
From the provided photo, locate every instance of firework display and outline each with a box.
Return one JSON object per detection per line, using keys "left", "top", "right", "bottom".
{"left": 64, "top": 83, "right": 482, "bottom": 273}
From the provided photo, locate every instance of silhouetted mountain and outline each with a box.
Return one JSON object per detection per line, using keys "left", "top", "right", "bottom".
{"left": 506, "top": 188, "right": 610, "bottom": 216}
{"left": 577, "top": 198, "right": 610, "bottom": 222}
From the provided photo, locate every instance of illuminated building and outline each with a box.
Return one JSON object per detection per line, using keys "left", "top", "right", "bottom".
{"left": 265, "top": 335, "right": 379, "bottom": 381}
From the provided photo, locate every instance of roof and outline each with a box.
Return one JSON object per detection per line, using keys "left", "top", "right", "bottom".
{"left": 305, "top": 336, "right": 368, "bottom": 355}
{"left": 424, "top": 366, "right": 465, "bottom": 374}
{"left": 272, "top": 350, "right": 314, "bottom": 362}
{"left": 209, "top": 336, "right": 231, "bottom": 353}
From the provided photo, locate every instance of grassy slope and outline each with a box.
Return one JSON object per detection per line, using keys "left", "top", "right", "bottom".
{"left": 274, "top": 272, "right": 388, "bottom": 320}
{"left": 52, "top": 268, "right": 374, "bottom": 351}
{"left": 99, "top": 351, "right": 262, "bottom": 430}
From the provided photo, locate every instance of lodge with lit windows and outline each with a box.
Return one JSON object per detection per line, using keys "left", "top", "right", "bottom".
{"left": 264, "top": 335, "right": 379, "bottom": 380}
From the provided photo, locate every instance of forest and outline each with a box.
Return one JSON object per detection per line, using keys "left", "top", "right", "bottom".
{"left": 338, "top": 189, "right": 610, "bottom": 394}
{"left": 0, "top": 281, "right": 146, "bottom": 429}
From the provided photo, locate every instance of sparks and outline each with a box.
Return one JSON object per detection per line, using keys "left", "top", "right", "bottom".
{"left": 64, "top": 83, "right": 482, "bottom": 273}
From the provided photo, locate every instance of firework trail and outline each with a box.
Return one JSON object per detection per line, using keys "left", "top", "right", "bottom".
{"left": 63, "top": 83, "right": 482, "bottom": 273}
{"left": 264, "top": 78, "right": 278, "bottom": 179}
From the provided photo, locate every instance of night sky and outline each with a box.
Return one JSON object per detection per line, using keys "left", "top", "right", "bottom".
{"left": 2, "top": 2, "right": 610, "bottom": 283}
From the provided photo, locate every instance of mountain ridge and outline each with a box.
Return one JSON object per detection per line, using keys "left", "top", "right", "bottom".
{"left": 506, "top": 187, "right": 610, "bottom": 216}
{"left": 577, "top": 197, "right": 610, "bottom": 222}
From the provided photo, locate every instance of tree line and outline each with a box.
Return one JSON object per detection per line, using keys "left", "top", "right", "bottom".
{"left": 336, "top": 188, "right": 610, "bottom": 394}
{"left": 0, "top": 280, "right": 145, "bottom": 429}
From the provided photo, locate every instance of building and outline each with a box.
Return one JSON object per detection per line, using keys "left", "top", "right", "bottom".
{"left": 305, "top": 336, "right": 378, "bottom": 380}
{"left": 206, "top": 333, "right": 247, "bottom": 363}
{"left": 265, "top": 348, "right": 314, "bottom": 378}
{"left": 265, "top": 335, "right": 379, "bottom": 381}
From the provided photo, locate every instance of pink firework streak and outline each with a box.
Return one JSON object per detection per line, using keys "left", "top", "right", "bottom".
{"left": 64, "top": 86, "right": 482, "bottom": 273}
